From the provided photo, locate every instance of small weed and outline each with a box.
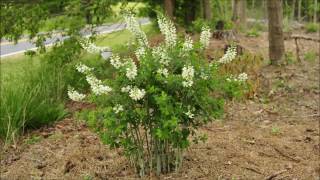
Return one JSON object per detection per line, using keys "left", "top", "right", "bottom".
{"left": 304, "top": 51, "right": 317, "bottom": 62}
{"left": 83, "top": 174, "right": 93, "bottom": 180}
{"left": 271, "top": 127, "right": 280, "bottom": 135}
{"left": 285, "top": 52, "right": 296, "bottom": 64}
{"left": 24, "top": 135, "right": 43, "bottom": 145}
{"left": 246, "top": 28, "right": 260, "bottom": 37}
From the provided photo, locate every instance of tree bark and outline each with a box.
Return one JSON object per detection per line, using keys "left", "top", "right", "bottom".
{"left": 314, "top": 0, "right": 318, "bottom": 23}
{"left": 164, "top": 0, "right": 174, "bottom": 19}
{"left": 232, "top": 0, "right": 246, "bottom": 24}
{"left": 267, "top": 0, "right": 285, "bottom": 65}
{"left": 291, "top": 0, "right": 296, "bottom": 20}
{"left": 203, "top": 0, "right": 212, "bottom": 20}
{"left": 297, "top": 0, "right": 302, "bottom": 21}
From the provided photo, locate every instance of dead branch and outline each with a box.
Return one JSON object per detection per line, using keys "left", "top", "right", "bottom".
{"left": 284, "top": 34, "right": 320, "bottom": 42}
{"left": 265, "top": 169, "right": 287, "bottom": 180}
{"left": 273, "top": 147, "right": 301, "bottom": 163}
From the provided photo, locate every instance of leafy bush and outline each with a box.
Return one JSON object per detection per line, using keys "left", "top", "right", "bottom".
{"left": 70, "top": 14, "right": 247, "bottom": 176}
{"left": 305, "top": 23, "right": 319, "bottom": 33}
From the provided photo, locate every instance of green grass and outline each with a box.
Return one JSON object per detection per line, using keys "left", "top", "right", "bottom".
{"left": 1, "top": 55, "right": 67, "bottom": 144}
{"left": 304, "top": 51, "right": 318, "bottom": 62}
{"left": 305, "top": 23, "right": 319, "bottom": 33}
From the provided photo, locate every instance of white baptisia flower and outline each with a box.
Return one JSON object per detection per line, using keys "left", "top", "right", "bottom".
{"left": 182, "top": 65, "right": 195, "bottom": 87}
{"left": 237, "top": 73, "right": 248, "bottom": 82}
{"left": 110, "top": 54, "right": 123, "bottom": 69}
{"left": 135, "top": 47, "right": 146, "bottom": 61}
{"left": 218, "top": 45, "right": 237, "bottom": 64}
{"left": 125, "top": 60, "right": 137, "bottom": 80}
{"left": 152, "top": 46, "right": 170, "bottom": 66}
{"left": 79, "top": 39, "right": 107, "bottom": 54}
{"left": 113, "top": 104, "right": 124, "bottom": 114}
{"left": 200, "top": 26, "right": 211, "bottom": 49}
{"left": 182, "top": 35, "right": 193, "bottom": 52}
{"left": 185, "top": 110, "right": 194, "bottom": 119}
{"left": 121, "top": 85, "right": 132, "bottom": 93}
{"left": 129, "top": 87, "right": 146, "bottom": 101}
{"left": 68, "top": 88, "right": 86, "bottom": 102}
{"left": 124, "top": 13, "right": 148, "bottom": 46}
{"left": 157, "top": 68, "right": 169, "bottom": 77}
{"left": 76, "top": 63, "right": 93, "bottom": 74}
{"left": 157, "top": 14, "right": 177, "bottom": 47}
{"left": 86, "top": 75, "right": 112, "bottom": 95}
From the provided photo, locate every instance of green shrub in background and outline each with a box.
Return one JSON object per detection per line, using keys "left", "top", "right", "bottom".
{"left": 70, "top": 14, "right": 247, "bottom": 176}
{"left": 305, "top": 23, "right": 319, "bottom": 33}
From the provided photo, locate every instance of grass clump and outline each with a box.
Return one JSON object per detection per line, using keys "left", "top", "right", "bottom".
{"left": 0, "top": 56, "right": 66, "bottom": 144}
{"left": 305, "top": 23, "right": 319, "bottom": 33}
{"left": 304, "top": 51, "right": 318, "bottom": 62}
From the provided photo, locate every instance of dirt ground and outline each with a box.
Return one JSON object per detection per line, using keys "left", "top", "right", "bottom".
{"left": 1, "top": 31, "right": 319, "bottom": 180}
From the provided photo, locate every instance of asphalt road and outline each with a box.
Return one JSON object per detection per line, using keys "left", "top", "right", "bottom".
{"left": 0, "top": 18, "right": 150, "bottom": 58}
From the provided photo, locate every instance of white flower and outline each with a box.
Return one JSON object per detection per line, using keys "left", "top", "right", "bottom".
{"left": 86, "top": 75, "right": 112, "bottom": 95}
{"left": 182, "top": 65, "right": 194, "bottom": 80}
{"left": 200, "top": 72, "right": 208, "bottom": 80}
{"left": 124, "top": 13, "right": 148, "bottom": 46}
{"left": 185, "top": 110, "right": 194, "bottom": 119}
{"left": 157, "top": 68, "right": 169, "bottom": 77}
{"left": 182, "top": 80, "right": 193, "bottom": 87}
{"left": 182, "top": 65, "right": 195, "bottom": 87}
{"left": 135, "top": 47, "right": 146, "bottom": 61}
{"left": 113, "top": 104, "right": 124, "bottom": 114}
{"left": 237, "top": 73, "right": 248, "bottom": 82}
{"left": 121, "top": 85, "right": 132, "bottom": 93}
{"left": 182, "top": 35, "right": 193, "bottom": 52}
{"left": 125, "top": 60, "right": 137, "bottom": 80}
{"left": 129, "top": 87, "right": 146, "bottom": 101}
{"left": 91, "top": 84, "right": 112, "bottom": 95}
{"left": 218, "top": 45, "right": 237, "bottom": 64}
{"left": 76, "top": 63, "right": 93, "bottom": 74}
{"left": 152, "top": 46, "right": 170, "bottom": 66}
{"left": 79, "top": 38, "right": 108, "bottom": 54}
{"left": 200, "top": 26, "right": 211, "bottom": 49}
{"left": 157, "top": 14, "right": 177, "bottom": 47}
{"left": 110, "top": 54, "right": 123, "bottom": 69}
{"left": 68, "top": 88, "right": 86, "bottom": 102}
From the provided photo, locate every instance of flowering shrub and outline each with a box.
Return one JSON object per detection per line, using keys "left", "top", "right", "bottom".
{"left": 69, "top": 13, "right": 247, "bottom": 176}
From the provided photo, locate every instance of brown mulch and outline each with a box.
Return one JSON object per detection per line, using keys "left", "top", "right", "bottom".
{"left": 0, "top": 31, "right": 319, "bottom": 180}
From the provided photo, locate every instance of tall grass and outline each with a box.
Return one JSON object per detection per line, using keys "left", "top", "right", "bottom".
{"left": 0, "top": 55, "right": 67, "bottom": 144}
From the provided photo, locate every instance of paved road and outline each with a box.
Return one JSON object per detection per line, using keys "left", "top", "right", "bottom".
{"left": 0, "top": 18, "right": 150, "bottom": 58}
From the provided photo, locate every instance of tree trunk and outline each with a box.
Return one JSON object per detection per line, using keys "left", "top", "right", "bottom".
{"left": 252, "top": 0, "right": 255, "bottom": 9}
{"left": 314, "top": 0, "right": 318, "bottom": 23}
{"left": 291, "top": 0, "right": 296, "bottom": 20}
{"left": 184, "top": 0, "right": 196, "bottom": 25}
{"left": 267, "top": 0, "right": 285, "bottom": 65}
{"left": 233, "top": 0, "right": 246, "bottom": 27}
{"left": 297, "top": 0, "right": 302, "bottom": 21}
{"left": 203, "top": 0, "right": 212, "bottom": 20}
{"left": 164, "top": 0, "right": 174, "bottom": 19}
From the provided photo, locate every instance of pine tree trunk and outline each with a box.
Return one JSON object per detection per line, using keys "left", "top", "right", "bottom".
{"left": 267, "top": 0, "right": 285, "bottom": 65}
{"left": 233, "top": 0, "right": 246, "bottom": 27}
{"left": 314, "top": 0, "right": 318, "bottom": 23}
{"left": 164, "top": 0, "right": 174, "bottom": 19}
{"left": 203, "top": 0, "right": 212, "bottom": 20}
{"left": 291, "top": 0, "right": 296, "bottom": 20}
{"left": 298, "top": 0, "right": 302, "bottom": 21}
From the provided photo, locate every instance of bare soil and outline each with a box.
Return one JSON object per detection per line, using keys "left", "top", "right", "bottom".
{"left": 1, "top": 31, "right": 319, "bottom": 180}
